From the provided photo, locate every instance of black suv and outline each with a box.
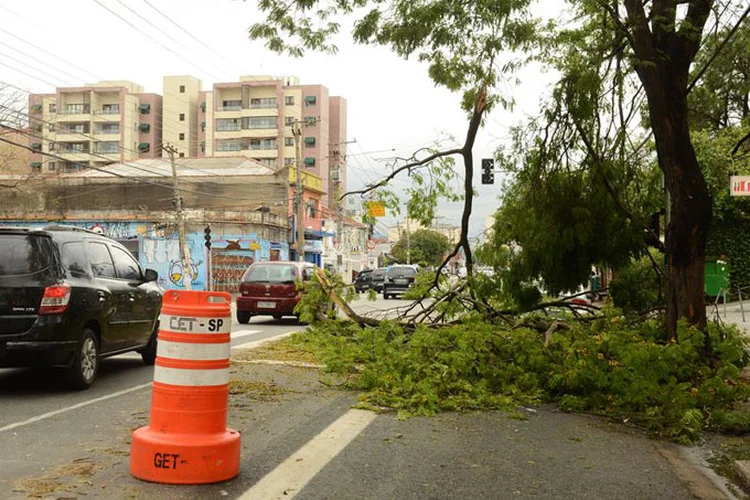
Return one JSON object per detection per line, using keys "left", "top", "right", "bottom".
{"left": 370, "top": 268, "right": 387, "bottom": 293}
{"left": 353, "top": 270, "right": 373, "bottom": 293}
{"left": 382, "top": 265, "right": 418, "bottom": 299}
{"left": 0, "top": 226, "right": 162, "bottom": 389}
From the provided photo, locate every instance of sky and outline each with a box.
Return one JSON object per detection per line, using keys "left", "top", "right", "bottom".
{"left": 0, "top": 0, "right": 558, "bottom": 238}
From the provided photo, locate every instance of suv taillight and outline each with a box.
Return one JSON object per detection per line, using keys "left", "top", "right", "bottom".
{"left": 39, "top": 284, "right": 72, "bottom": 315}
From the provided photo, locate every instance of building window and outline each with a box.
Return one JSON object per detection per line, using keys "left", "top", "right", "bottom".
{"left": 304, "top": 95, "right": 316, "bottom": 106}
{"left": 216, "top": 118, "right": 241, "bottom": 131}
{"left": 62, "top": 103, "right": 89, "bottom": 115}
{"left": 285, "top": 137, "right": 294, "bottom": 147}
{"left": 285, "top": 157, "right": 295, "bottom": 166}
{"left": 216, "top": 139, "right": 242, "bottom": 152}
{"left": 249, "top": 138, "right": 276, "bottom": 150}
{"left": 179, "top": 85, "right": 185, "bottom": 93}
{"left": 101, "top": 104, "right": 119, "bottom": 114}
{"left": 249, "top": 97, "right": 276, "bottom": 109}
{"left": 179, "top": 133, "right": 185, "bottom": 140}
{"left": 305, "top": 116, "right": 316, "bottom": 127}
{"left": 94, "top": 141, "right": 120, "bottom": 154}
{"left": 179, "top": 113, "right": 185, "bottom": 121}
{"left": 256, "top": 158, "right": 277, "bottom": 168}
{"left": 48, "top": 123, "right": 55, "bottom": 132}
{"left": 221, "top": 100, "right": 242, "bottom": 111}
{"left": 285, "top": 96, "right": 295, "bottom": 106}
{"left": 179, "top": 152, "right": 185, "bottom": 158}
{"left": 48, "top": 162, "right": 56, "bottom": 171}
{"left": 304, "top": 137, "right": 316, "bottom": 148}
{"left": 285, "top": 117, "right": 295, "bottom": 126}
{"left": 48, "top": 142, "right": 55, "bottom": 151}
{"left": 48, "top": 103, "right": 56, "bottom": 113}
{"left": 98, "top": 123, "right": 119, "bottom": 134}
{"left": 245, "top": 116, "right": 277, "bottom": 129}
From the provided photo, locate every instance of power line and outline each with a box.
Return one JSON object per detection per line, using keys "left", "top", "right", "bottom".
{"left": 0, "top": 27, "right": 100, "bottom": 81}
{"left": 140, "top": 0, "right": 245, "bottom": 75}
{"left": 0, "top": 41, "right": 83, "bottom": 84}
{"left": 110, "top": 0, "right": 231, "bottom": 79}
{"left": 92, "top": 0, "right": 224, "bottom": 82}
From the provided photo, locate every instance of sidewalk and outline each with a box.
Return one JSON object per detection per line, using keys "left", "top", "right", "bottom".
{"left": 710, "top": 298, "right": 750, "bottom": 335}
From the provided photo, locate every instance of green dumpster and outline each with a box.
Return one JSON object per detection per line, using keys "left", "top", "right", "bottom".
{"left": 705, "top": 260, "right": 729, "bottom": 296}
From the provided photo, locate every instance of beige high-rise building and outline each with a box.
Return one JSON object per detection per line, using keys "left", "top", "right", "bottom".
{"left": 162, "top": 75, "right": 202, "bottom": 158}
{"left": 28, "top": 81, "right": 162, "bottom": 173}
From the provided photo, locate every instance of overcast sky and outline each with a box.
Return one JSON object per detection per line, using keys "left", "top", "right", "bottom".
{"left": 0, "top": 0, "right": 557, "bottom": 238}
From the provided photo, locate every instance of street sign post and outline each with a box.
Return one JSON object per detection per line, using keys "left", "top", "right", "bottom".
{"left": 730, "top": 176, "right": 750, "bottom": 196}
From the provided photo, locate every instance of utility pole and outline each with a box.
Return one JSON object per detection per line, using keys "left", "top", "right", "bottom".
{"left": 291, "top": 122, "right": 305, "bottom": 262}
{"left": 163, "top": 144, "right": 192, "bottom": 290}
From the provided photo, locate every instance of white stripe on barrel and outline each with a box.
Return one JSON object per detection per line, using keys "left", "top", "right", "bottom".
{"left": 153, "top": 366, "right": 230, "bottom": 387}
{"left": 157, "top": 341, "right": 231, "bottom": 361}
{"left": 158, "top": 314, "right": 231, "bottom": 335}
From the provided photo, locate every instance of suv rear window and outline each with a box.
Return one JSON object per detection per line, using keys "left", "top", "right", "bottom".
{"left": 0, "top": 234, "right": 54, "bottom": 276}
{"left": 242, "top": 264, "right": 298, "bottom": 284}
{"left": 387, "top": 267, "right": 417, "bottom": 278}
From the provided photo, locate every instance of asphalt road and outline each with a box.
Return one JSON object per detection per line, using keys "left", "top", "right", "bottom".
{"left": 0, "top": 296, "right": 722, "bottom": 499}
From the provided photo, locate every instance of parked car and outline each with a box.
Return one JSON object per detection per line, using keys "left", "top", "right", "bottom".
{"left": 0, "top": 225, "right": 163, "bottom": 389}
{"left": 236, "top": 261, "right": 316, "bottom": 323}
{"left": 383, "top": 265, "right": 418, "bottom": 299}
{"left": 354, "top": 269, "right": 373, "bottom": 292}
{"left": 370, "top": 268, "right": 387, "bottom": 293}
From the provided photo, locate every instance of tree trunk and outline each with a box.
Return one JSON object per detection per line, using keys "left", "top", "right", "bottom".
{"left": 645, "top": 73, "right": 713, "bottom": 340}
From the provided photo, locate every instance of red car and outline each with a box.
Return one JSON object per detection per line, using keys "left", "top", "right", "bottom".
{"left": 236, "top": 261, "right": 315, "bottom": 323}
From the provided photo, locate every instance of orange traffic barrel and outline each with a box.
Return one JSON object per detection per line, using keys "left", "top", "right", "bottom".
{"left": 130, "top": 290, "right": 241, "bottom": 484}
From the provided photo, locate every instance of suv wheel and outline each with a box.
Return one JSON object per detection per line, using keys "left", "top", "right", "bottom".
{"left": 237, "top": 311, "right": 251, "bottom": 324}
{"left": 140, "top": 323, "right": 158, "bottom": 365}
{"left": 66, "top": 329, "right": 99, "bottom": 390}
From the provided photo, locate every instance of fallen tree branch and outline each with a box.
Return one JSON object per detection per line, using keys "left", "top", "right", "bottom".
{"left": 544, "top": 320, "right": 572, "bottom": 346}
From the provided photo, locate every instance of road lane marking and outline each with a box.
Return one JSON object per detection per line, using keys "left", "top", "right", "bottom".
{"left": 0, "top": 382, "right": 152, "bottom": 433}
{"left": 238, "top": 409, "right": 377, "bottom": 499}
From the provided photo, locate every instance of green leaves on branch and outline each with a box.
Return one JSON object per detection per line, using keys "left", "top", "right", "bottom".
{"left": 290, "top": 315, "right": 750, "bottom": 442}
{"left": 250, "top": 0, "right": 540, "bottom": 104}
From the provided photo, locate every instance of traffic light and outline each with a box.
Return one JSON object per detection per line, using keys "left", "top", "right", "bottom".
{"left": 204, "top": 224, "right": 211, "bottom": 250}
{"left": 481, "top": 158, "right": 494, "bottom": 185}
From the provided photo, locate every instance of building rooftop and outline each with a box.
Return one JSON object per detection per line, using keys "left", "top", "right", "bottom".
{"left": 71, "top": 157, "right": 276, "bottom": 178}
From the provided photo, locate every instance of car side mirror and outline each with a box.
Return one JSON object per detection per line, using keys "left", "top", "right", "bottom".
{"left": 144, "top": 269, "right": 158, "bottom": 282}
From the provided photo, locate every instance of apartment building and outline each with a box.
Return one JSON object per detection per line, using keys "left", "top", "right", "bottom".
{"left": 171, "top": 74, "right": 348, "bottom": 210}
{"left": 28, "top": 80, "right": 162, "bottom": 173}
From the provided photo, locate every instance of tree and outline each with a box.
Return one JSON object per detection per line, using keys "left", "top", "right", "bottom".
{"left": 251, "top": 0, "right": 746, "bottom": 338}
{"left": 392, "top": 229, "right": 451, "bottom": 267}
{"left": 249, "top": 0, "right": 541, "bottom": 283}
{"left": 0, "top": 84, "right": 36, "bottom": 188}
{"left": 688, "top": 20, "right": 750, "bottom": 132}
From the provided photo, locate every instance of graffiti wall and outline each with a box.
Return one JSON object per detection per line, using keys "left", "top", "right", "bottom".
{"left": 0, "top": 220, "right": 290, "bottom": 292}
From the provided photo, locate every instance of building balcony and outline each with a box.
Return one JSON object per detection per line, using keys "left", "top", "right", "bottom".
{"left": 55, "top": 133, "right": 90, "bottom": 143}
{"left": 56, "top": 112, "right": 92, "bottom": 123}
{"left": 241, "top": 107, "right": 279, "bottom": 117}
{"left": 56, "top": 151, "right": 93, "bottom": 162}
{"left": 92, "top": 112, "right": 121, "bottom": 122}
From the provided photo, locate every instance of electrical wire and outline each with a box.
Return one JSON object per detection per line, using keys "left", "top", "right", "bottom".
{"left": 92, "top": 0, "right": 224, "bottom": 82}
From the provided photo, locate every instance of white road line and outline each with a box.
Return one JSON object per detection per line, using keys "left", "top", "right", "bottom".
{"left": 0, "top": 382, "right": 152, "bottom": 433}
{"left": 239, "top": 409, "right": 377, "bottom": 499}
